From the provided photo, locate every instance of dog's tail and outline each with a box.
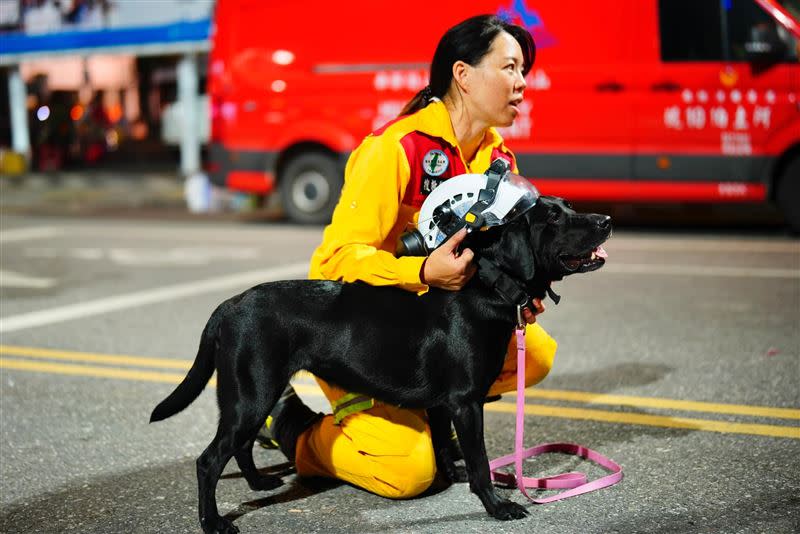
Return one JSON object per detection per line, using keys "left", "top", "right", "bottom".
{"left": 149, "top": 306, "right": 222, "bottom": 423}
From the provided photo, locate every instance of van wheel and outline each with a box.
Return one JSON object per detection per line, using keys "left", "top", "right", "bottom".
{"left": 776, "top": 157, "right": 800, "bottom": 234}
{"left": 279, "top": 153, "right": 342, "bottom": 224}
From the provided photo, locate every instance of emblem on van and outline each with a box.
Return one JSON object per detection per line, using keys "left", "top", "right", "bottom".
{"left": 423, "top": 149, "right": 448, "bottom": 177}
{"left": 720, "top": 66, "right": 738, "bottom": 88}
{"left": 498, "top": 0, "right": 557, "bottom": 48}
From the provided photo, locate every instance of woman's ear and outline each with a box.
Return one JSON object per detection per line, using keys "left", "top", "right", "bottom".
{"left": 451, "top": 60, "right": 470, "bottom": 94}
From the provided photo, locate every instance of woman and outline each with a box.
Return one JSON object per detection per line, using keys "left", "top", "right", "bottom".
{"left": 263, "top": 14, "right": 557, "bottom": 499}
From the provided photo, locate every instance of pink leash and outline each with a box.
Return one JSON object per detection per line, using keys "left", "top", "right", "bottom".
{"left": 488, "top": 325, "right": 623, "bottom": 503}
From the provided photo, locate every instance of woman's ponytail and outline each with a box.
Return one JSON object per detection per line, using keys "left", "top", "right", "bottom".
{"left": 399, "top": 85, "right": 434, "bottom": 116}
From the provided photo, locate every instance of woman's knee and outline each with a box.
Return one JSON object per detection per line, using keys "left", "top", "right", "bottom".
{"left": 524, "top": 324, "right": 558, "bottom": 387}
{"left": 373, "top": 430, "right": 436, "bottom": 499}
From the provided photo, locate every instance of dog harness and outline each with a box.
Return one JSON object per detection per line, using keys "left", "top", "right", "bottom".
{"left": 476, "top": 255, "right": 562, "bottom": 314}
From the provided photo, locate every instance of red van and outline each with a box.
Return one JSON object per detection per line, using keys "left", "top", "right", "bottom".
{"left": 208, "top": 0, "right": 800, "bottom": 229}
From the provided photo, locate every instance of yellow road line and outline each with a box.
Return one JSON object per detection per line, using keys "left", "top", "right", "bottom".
{"left": 487, "top": 402, "right": 800, "bottom": 440}
{"left": 3, "top": 344, "right": 799, "bottom": 420}
{"left": 0, "top": 357, "right": 215, "bottom": 386}
{"left": 0, "top": 344, "right": 192, "bottom": 370}
{"left": 1, "top": 357, "right": 798, "bottom": 440}
{"left": 525, "top": 388, "right": 800, "bottom": 420}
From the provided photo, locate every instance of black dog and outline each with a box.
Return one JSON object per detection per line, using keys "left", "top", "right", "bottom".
{"left": 151, "top": 196, "right": 611, "bottom": 534}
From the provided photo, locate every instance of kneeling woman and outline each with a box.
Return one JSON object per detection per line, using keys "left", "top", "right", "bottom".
{"left": 262, "top": 14, "right": 557, "bottom": 498}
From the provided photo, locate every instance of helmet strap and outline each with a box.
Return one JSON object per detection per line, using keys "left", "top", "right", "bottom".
{"left": 460, "top": 158, "right": 510, "bottom": 232}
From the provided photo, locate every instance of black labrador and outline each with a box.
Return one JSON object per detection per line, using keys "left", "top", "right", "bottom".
{"left": 150, "top": 196, "right": 612, "bottom": 534}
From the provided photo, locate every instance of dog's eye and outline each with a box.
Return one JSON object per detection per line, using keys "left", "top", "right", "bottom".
{"left": 547, "top": 211, "right": 560, "bottom": 224}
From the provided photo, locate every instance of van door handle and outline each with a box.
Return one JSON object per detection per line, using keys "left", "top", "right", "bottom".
{"left": 651, "top": 81, "right": 681, "bottom": 92}
{"left": 596, "top": 82, "right": 625, "bottom": 92}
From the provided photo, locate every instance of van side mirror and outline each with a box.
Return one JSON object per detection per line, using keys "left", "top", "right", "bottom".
{"left": 745, "top": 22, "right": 788, "bottom": 62}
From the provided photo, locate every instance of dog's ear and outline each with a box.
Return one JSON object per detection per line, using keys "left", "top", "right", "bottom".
{"left": 493, "top": 219, "right": 536, "bottom": 281}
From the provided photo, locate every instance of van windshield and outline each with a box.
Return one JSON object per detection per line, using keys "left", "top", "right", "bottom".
{"left": 776, "top": 1, "right": 799, "bottom": 19}
{"left": 659, "top": 0, "right": 798, "bottom": 63}
{"left": 730, "top": 0, "right": 799, "bottom": 61}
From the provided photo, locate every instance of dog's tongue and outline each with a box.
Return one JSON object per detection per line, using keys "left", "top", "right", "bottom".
{"left": 594, "top": 245, "right": 608, "bottom": 259}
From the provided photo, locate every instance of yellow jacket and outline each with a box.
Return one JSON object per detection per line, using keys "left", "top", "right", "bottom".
{"left": 309, "top": 100, "right": 517, "bottom": 290}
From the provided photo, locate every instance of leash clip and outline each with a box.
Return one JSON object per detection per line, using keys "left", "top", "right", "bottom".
{"left": 516, "top": 304, "right": 526, "bottom": 329}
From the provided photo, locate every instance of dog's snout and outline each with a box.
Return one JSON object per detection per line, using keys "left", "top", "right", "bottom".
{"left": 593, "top": 214, "right": 612, "bottom": 230}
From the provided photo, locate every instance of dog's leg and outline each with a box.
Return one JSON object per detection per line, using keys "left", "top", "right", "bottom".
{"left": 450, "top": 401, "right": 528, "bottom": 520}
{"left": 197, "top": 385, "right": 282, "bottom": 533}
{"left": 233, "top": 438, "right": 284, "bottom": 492}
{"left": 428, "top": 406, "right": 467, "bottom": 483}
{"left": 196, "top": 430, "right": 241, "bottom": 534}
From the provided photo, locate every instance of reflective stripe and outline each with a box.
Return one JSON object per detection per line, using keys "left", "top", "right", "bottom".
{"left": 314, "top": 62, "right": 428, "bottom": 74}
{"left": 331, "top": 393, "right": 375, "bottom": 424}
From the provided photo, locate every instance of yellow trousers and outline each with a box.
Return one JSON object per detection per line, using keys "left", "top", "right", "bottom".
{"left": 294, "top": 323, "right": 557, "bottom": 498}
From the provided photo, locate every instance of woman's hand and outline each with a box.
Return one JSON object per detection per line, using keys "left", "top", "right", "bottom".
{"left": 522, "top": 298, "right": 545, "bottom": 324}
{"left": 419, "top": 230, "right": 548, "bottom": 322}
{"left": 422, "top": 228, "right": 476, "bottom": 291}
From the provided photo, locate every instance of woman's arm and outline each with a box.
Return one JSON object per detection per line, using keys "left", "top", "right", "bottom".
{"left": 309, "top": 134, "right": 429, "bottom": 292}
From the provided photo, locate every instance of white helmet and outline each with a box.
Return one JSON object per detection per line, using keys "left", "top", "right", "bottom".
{"left": 397, "top": 159, "right": 540, "bottom": 256}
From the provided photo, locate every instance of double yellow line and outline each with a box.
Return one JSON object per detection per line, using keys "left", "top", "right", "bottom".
{"left": 1, "top": 344, "right": 798, "bottom": 439}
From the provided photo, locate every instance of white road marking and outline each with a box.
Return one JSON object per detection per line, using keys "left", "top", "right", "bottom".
{"left": 606, "top": 238, "right": 799, "bottom": 254}
{"left": 23, "top": 246, "right": 259, "bottom": 265}
{"left": 0, "top": 262, "right": 309, "bottom": 333}
{"left": 73, "top": 248, "right": 105, "bottom": 260}
{"left": 0, "top": 270, "right": 56, "bottom": 289}
{"left": 107, "top": 247, "right": 259, "bottom": 266}
{"left": 33, "top": 223, "right": 319, "bottom": 244}
{"left": 0, "top": 227, "right": 63, "bottom": 243}
{"left": 602, "top": 263, "right": 800, "bottom": 279}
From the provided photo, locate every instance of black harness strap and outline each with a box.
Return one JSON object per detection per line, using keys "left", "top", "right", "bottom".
{"left": 477, "top": 257, "right": 531, "bottom": 309}
{"left": 476, "top": 256, "right": 562, "bottom": 312}
{"left": 546, "top": 286, "right": 562, "bottom": 305}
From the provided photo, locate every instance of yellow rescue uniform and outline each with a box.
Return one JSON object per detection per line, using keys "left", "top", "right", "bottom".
{"left": 296, "top": 100, "right": 557, "bottom": 498}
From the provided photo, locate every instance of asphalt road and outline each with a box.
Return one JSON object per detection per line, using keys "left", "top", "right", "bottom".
{"left": 0, "top": 214, "right": 798, "bottom": 534}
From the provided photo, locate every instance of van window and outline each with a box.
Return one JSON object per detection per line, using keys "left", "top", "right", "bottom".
{"left": 728, "top": 0, "right": 799, "bottom": 62}
{"left": 777, "top": 0, "right": 800, "bottom": 19}
{"left": 659, "top": 0, "right": 799, "bottom": 63}
{"left": 659, "top": 0, "right": 724, "bottom": 61}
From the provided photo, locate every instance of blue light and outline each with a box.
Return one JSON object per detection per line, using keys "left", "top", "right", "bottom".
{"left": 37, "top": 106, "right": 50, "bottom": 121}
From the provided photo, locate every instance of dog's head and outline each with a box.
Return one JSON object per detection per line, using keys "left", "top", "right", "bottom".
{"left": 470, "top": 196, "right": 612, "bottom": 299}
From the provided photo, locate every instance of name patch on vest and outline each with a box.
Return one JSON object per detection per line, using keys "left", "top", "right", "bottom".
{"left": 420, "top": 175, "right": 446, "bottom": 195}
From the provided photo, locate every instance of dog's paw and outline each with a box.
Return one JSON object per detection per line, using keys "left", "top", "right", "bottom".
{"left": 443, "top": 464, "right": 468, "bottom": 484}
{"left": 435, "top": 448, "right": 468, "bottom": 484}
{"left": 202, "top": 516, "right": 240, "bottom": 534}
{"left": 247, "top": 474, "right": 283, "bottom": 492}
{"left": 489, "top": 500, "right": 529, "bottom": 521}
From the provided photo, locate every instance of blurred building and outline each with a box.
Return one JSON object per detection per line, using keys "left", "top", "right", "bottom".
{"left": 0, "top": 0, "right": 213, "bottom": 175}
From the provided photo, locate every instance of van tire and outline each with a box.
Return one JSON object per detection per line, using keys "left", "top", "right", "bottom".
{"left": 279, "top": 152, "right": 343, "bottom": 224}
{"left": 776, "top": 156, "right": 800, "bottom": 234}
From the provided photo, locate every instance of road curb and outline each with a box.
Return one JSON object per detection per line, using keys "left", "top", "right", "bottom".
{"left": 1, "top": 171, "right": 186, "bottom": 214}
{"left": 0, "top": 171, "right": 288, "bottom": 221}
